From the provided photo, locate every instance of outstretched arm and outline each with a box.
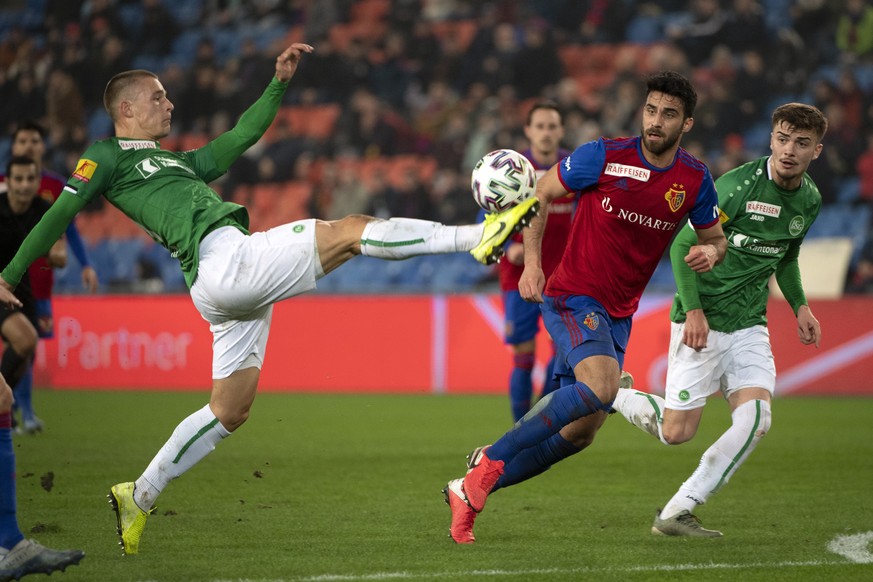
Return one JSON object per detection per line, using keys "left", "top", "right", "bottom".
{"left": 209, "top": 42, "right": 314, "bottom": 173}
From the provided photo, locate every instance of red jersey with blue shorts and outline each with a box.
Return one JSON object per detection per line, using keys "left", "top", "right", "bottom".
{"left": 547, "top": 136, "right": 719, "bottom": 318}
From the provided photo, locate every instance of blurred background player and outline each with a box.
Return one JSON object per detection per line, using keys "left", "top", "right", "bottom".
{"left": 1, "top": 156, "right": 68, "bottom": 417}
{"left": 612, "top": 103, "right": 827, "bottom": 537}
{"left": 0, "top": 121, "right": 99, "bottom": 434}
{"left": 499, "top": 102, "right": 574, "bottom": 421}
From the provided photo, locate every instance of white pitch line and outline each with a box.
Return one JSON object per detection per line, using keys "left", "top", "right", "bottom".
{"left": 287, "top": 559, "right": 846, "bottom": 581}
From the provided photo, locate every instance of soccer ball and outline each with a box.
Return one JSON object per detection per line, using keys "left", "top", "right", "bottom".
{"left": 471, "top": 149, "right": 537, "bottom": 213}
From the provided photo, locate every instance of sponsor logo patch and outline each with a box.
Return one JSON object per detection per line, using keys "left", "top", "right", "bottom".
{"left": 746, "top": 201, "right": 781, "bottom": 217}
{"left": 604, "top": 163, "right": 651, "bottom": 182}
{"left": 118, "top": 140, "right": 157, "bottom": 150}
{"left": 72, "top": 159, "right": 98, "bottom": 182}
{"left": 136, "top": 158, "right": 162, "bottom": 179}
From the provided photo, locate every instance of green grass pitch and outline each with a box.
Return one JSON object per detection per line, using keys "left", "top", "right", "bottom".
{"left": 11, "top": 390, "right": 873, "bottom": 581}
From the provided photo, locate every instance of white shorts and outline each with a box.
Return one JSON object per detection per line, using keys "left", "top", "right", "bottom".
{"left": 664, "top": 322, "right": 776, "bottom": 411}
{"left": 190, "top": 221, "right": 323, "bottom": 379}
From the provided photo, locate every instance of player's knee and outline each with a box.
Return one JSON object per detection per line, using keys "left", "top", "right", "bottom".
{"left": 661, "top": 424, "right": 695, "bottom": 445}
{"left": 212, "top": 405, "right": 250, "bottom": 433}
{"left": 740, "top": 399, "right": 771, "bottom": 438}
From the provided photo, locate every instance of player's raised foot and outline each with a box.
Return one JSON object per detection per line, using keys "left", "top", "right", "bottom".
{"left": 471, "top": 197, "right": 540, "bottom": 265}
{"left": 0, "top": 538, "right": 84, "bottom": 581}
{"left": 461, "top": 445, "right": 504, "bottom": 512}
{"left": 443, "top": 478, "right": 477, "bottom": 544}
{"left": 108, "top": 482, "right": 154, "bottom": 555}
{"left": 651, "top": 509, "right": 723, "bottom": 537}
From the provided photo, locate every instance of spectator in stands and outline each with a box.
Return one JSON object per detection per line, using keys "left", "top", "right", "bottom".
{"left": 138, "top": 0, "right": 180, "bottom": 57}
{"left": 836, "top": 0, "right": 873, "bottom": 61}
{"left": 666, "top": 0, "right": 728, "bottom": 66}
{"left": 513, "top": 20, "right": 564, "bottom": 100}
{"left": 856, "top": 131, "right": 873, "bottom": 204}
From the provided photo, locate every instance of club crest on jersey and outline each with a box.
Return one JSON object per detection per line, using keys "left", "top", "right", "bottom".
{"left": 664, "top": 185, "right": 685, "bottom": 212}
{"left": 72, "top": 159, "right": 98, "bottom": 182}
{"left": 583, "top": 312, "right": 599, "bottom": 331}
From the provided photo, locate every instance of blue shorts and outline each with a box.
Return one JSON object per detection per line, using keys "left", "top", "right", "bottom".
{"left": 36, "top": 298, "right": 53, "bottom": 338}
{"left": 542, "top": 294, "right": 632, "bottom": 382}
{"left": 503, "top": 290, "right": 542, "bottom": 344}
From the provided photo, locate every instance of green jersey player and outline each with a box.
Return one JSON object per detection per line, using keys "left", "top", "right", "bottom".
{"left": 613, "top": 103, "right": 827, "bottom": 537}
{"left": 0, "top": 42, "right": 539, "bottom": 555}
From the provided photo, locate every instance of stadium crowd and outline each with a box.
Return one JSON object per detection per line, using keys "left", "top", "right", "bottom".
{"left": 1, "top": 0, "right": 872, "bottom": 293}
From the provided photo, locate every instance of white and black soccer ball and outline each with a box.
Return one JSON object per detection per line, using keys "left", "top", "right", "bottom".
{"left": 471, "top": 149, "right": 537, "bottom": 213}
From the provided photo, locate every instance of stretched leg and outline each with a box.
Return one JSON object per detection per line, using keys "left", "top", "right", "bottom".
{"left": 315, "top": 215, "right": 484, "bottom": 274}
{"left": 492, "top": 412, "right": 606, "bottom": 492}
{"left": 655, "top": 391, "right": 771, "bottom": 537}
{"left": 316, "top": 199, "right": 540, "bottom": 272}
{"left": 110, "top": 366, "right": 257, "bottom": 555}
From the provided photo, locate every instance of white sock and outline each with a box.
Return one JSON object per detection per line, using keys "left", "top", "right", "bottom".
{"left": 134, "top": 404, "right": 230, "bottom": 510}
{"left": 360, "top": 218, "right": 485, "bottom": 258}
{"left": 613, "top": 388, "right": 668, "bottom": 444}
{"left": 661, "top": 399, "right": 771, "bottom": 519}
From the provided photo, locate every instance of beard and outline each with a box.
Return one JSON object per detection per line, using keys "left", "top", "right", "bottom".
{"left": 642, "top": 128, "right": 681, "bottom": 156}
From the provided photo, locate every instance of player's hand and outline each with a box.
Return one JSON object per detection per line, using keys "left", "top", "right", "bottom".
{"left": 0, "top": 278, "right": 22, "bottom": 310}
{"left": 81, "top": 266, "right": 99, "bottom": 294}
{"left": 682, "top": 309, "right": 709, "bottom": 351}
{"left": 518, "top": 267, "right": 545, "bottom": 303}
{"left": 505, "top": 242, "right": 524, "bottom": 266}
{"left": 274, "top": 43, "right": 314, "bottom": 83}
{"left": 796, "top": 304, "right": 821, "bottom": 348}
{"left": 684, "top": 244, "right": 718, "bottom": 273}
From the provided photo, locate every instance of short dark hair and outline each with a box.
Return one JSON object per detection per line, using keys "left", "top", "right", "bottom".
{"left": 526, "top": 101, "right": 563, "bottom": 126}
{"left": 103, "top": 69, "right": 159, "bottom": 122}
{"left": 11, "top": 119, "right": 46, "bottom": 142}
{"left": 771, "top": 103, "right": 828, "bottom": 142}
{"left": 645, "top": 71, "right": 698, "bottom": 118}
{"left": 6, "top": 155, "right": 38, "bottom": 178}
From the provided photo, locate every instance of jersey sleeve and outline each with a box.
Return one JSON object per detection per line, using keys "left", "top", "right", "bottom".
{"left": 689, "top": 167, "right": 720, "bottom": 229}
{"left": 670, "top": 224, "right": 703, "bottom": 312}
{"left": 189, "top": 77, "right": 290, "bottom": 181}
{"left": 556, "top": 139, "right": 606, "bottom": 194}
